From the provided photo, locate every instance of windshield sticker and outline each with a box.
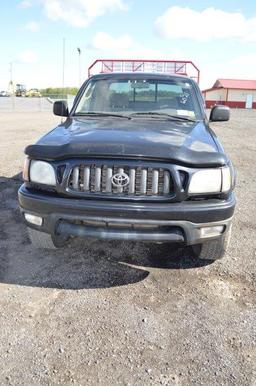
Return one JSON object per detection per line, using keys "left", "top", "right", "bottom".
{"left": 177, "top": 110, "right": 195, "bottom": 117}
{"left": 179, "top": 92, "right": 190, "bottom": 104}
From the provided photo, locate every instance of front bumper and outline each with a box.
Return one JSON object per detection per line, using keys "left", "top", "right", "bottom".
{"left": 18, "top": 185, "right": 236, "bottom": 244}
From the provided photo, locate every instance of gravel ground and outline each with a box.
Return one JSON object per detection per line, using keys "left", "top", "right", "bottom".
{"left": 0, "top": 109, "right": 255, "bottom": 386}
{"left": 0, "top": 97, "right": 52, "bottom": 112}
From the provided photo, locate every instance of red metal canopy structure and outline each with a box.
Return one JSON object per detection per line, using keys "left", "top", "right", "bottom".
{"left": 88, "top": 59, "right": 200, "bottom": 83}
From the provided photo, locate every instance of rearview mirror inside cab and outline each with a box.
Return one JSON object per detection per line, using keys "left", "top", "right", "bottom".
{"left": 210, "top": 105, "right": 230, "bottom": 122}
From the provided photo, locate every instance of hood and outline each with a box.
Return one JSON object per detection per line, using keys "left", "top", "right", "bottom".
{"left": 25, "top": 117, "right": 227, "bottom": 167}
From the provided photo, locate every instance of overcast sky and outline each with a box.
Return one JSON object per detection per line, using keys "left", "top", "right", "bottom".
{"left": 1, "top": 0, "right": 256, "bottom": 90}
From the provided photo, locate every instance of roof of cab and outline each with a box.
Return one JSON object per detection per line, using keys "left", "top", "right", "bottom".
{"left": 88, "top": 72, "right": 192, "bottom": 81}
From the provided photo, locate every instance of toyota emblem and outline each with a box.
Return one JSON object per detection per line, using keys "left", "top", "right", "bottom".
{"left": 111, "top": 172, "right": 130, "bottom": 188}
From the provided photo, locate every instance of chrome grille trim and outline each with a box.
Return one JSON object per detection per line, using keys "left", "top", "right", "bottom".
{"left": 68, "top": 163, "right": 174, "bottom": 197}
{"left": 163, "top": 171, "right": 170, "bottom": 194}
{"left": 73, "top": 167, "right": 79, "bottom": 190}
{"left": 83, "top": 166, "right": 90, "bottom": 191}
{"left": 105, "top": 167, "right": 112, "bottom": 192}
{"left": 140, "top": 169, "right": 147, "bottom": 194}
{"left": 152, "top": 170, "right": 159, "bottom": 194}
{"left": 95, "top": 167, "right": 101, "bottom": 192}
{"left": 128, "top": 168, "right": 135, "bottom": 194}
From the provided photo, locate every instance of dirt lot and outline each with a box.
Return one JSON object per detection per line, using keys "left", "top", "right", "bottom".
{"left": 0, "top": 110, "right": 255, "bottom": 386}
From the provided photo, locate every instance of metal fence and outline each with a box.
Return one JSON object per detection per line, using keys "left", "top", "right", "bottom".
{"left": 0, "top": 94, "right": 75, "bottom": 112}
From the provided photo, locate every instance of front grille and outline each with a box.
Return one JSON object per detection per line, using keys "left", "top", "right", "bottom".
{"left": 67, "top": 164, "right": 174, "bottom": 197}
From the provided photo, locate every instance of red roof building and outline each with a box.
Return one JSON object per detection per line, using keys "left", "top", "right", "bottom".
{"left": 202, "top": 79, "right": 256, "bottom": 109}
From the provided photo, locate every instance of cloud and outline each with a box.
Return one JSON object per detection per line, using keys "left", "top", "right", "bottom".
{"left": 91, "top": 32, "right": 133, "bottom": 50}
{"left": 19, "top": 0, "right": 32, "bottom": 8}
{"left": 24, "top": 21, "right": 40, "bottom": 32}
{"left": 155, "top": 6, "right": 256, "bottom": 41}
{"left": 224, "top": 54, "right": 256, "bottom": 79}
{"left": 116, "top": 47, "right": 184, "bottom": 61}
{"left": 18, "top": 50, "right": 38, "bottom": 63}
{"left": 87, "top": 34, "right": 187, "bottom": 78}
{"left": 89, "top": 32, "right": 184, "bottom": 58}
{"left": 195, "top": 53, "right": 256, "bottom": 90}
{"left": 42, "top": 0, "right": 128, "bottom": 28}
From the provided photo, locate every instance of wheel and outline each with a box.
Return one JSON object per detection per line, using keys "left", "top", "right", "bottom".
{"left": 192, "top": 227, "right": 231, "bottom": 261}
{"left": 28, "top": 227, "right": 69, "bottom": 249}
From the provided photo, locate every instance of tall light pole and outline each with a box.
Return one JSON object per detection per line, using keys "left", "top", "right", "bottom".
{"left": 60, "top": 38, "right": 66, "bottom": 122}
{"left": 77, "top": 47, "right": 81, "bottom": 87}
{"left": 9, "top": 61, "right": 15, "bottom": 95}
{"left": 62, "top": 38, "right": 66, "bottom": 92}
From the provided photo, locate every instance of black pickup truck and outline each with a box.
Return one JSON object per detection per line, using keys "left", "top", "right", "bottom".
{"left": 19, "top": 72, "right": 236, "bottom": 261}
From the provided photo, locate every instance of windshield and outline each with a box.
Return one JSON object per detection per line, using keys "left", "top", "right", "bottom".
{"left": 74, "top": 77, "right": 201, "bottom": 120}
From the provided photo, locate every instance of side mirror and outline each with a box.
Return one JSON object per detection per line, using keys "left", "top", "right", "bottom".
{"left": 53, "top": 100, "right": 69, "bottom": 117}
{"left": 209, "top": 105, "right": 230, "bottom": 122}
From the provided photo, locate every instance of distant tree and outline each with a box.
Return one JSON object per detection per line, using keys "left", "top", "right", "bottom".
{"left": 40, "top": 87, "right": 79, "bottom": 96}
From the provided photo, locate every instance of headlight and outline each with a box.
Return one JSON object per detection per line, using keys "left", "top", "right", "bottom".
{"left": 29, "top": 160, "right": 56, "bottom": 186}
{"left": 188, "top": 167, "right": 231, "bottom": 194}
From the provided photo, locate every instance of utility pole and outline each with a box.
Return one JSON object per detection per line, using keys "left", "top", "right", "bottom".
{"left": 9, "top": 62, "right": 14, "bottom": 95}
{"left": 77, "top": 47, "right": 81, "bottom": 87}
{"left": 62, "top": 38, "right": 66, "bottom": 92}
{"left": 61, "top": 38, "right": 66, "bottom": 123}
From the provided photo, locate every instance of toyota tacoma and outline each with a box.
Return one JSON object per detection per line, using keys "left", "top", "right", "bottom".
{"left": 19, "top": 72, "right": 236, "bottom": 260}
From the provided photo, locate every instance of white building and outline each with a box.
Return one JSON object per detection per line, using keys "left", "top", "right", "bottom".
{"left": 202, "top": 79, "right": 256, "bottom": 109}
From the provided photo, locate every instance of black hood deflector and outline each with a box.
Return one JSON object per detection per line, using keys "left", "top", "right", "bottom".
{"left": 25, "top": 117, "right": 227, "bottom": 167}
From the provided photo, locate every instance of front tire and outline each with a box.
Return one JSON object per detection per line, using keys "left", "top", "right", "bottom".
{"left": 192, "top": 227, "right": 231, "bottom": 261}
{"left": 28, "top": 228, "right": 69, "bottom": 249}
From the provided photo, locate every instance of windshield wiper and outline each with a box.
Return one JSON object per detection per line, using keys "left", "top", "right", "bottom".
{"left": 74, "top": 112, "right": 131, "bottom": 119}
{"left": 129, "top": 112, "right": 196, "bottom": 122}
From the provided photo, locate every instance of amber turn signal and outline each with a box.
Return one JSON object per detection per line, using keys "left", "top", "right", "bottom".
{"left": 23, "top": 157, "right": 30, "bottom": 181}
